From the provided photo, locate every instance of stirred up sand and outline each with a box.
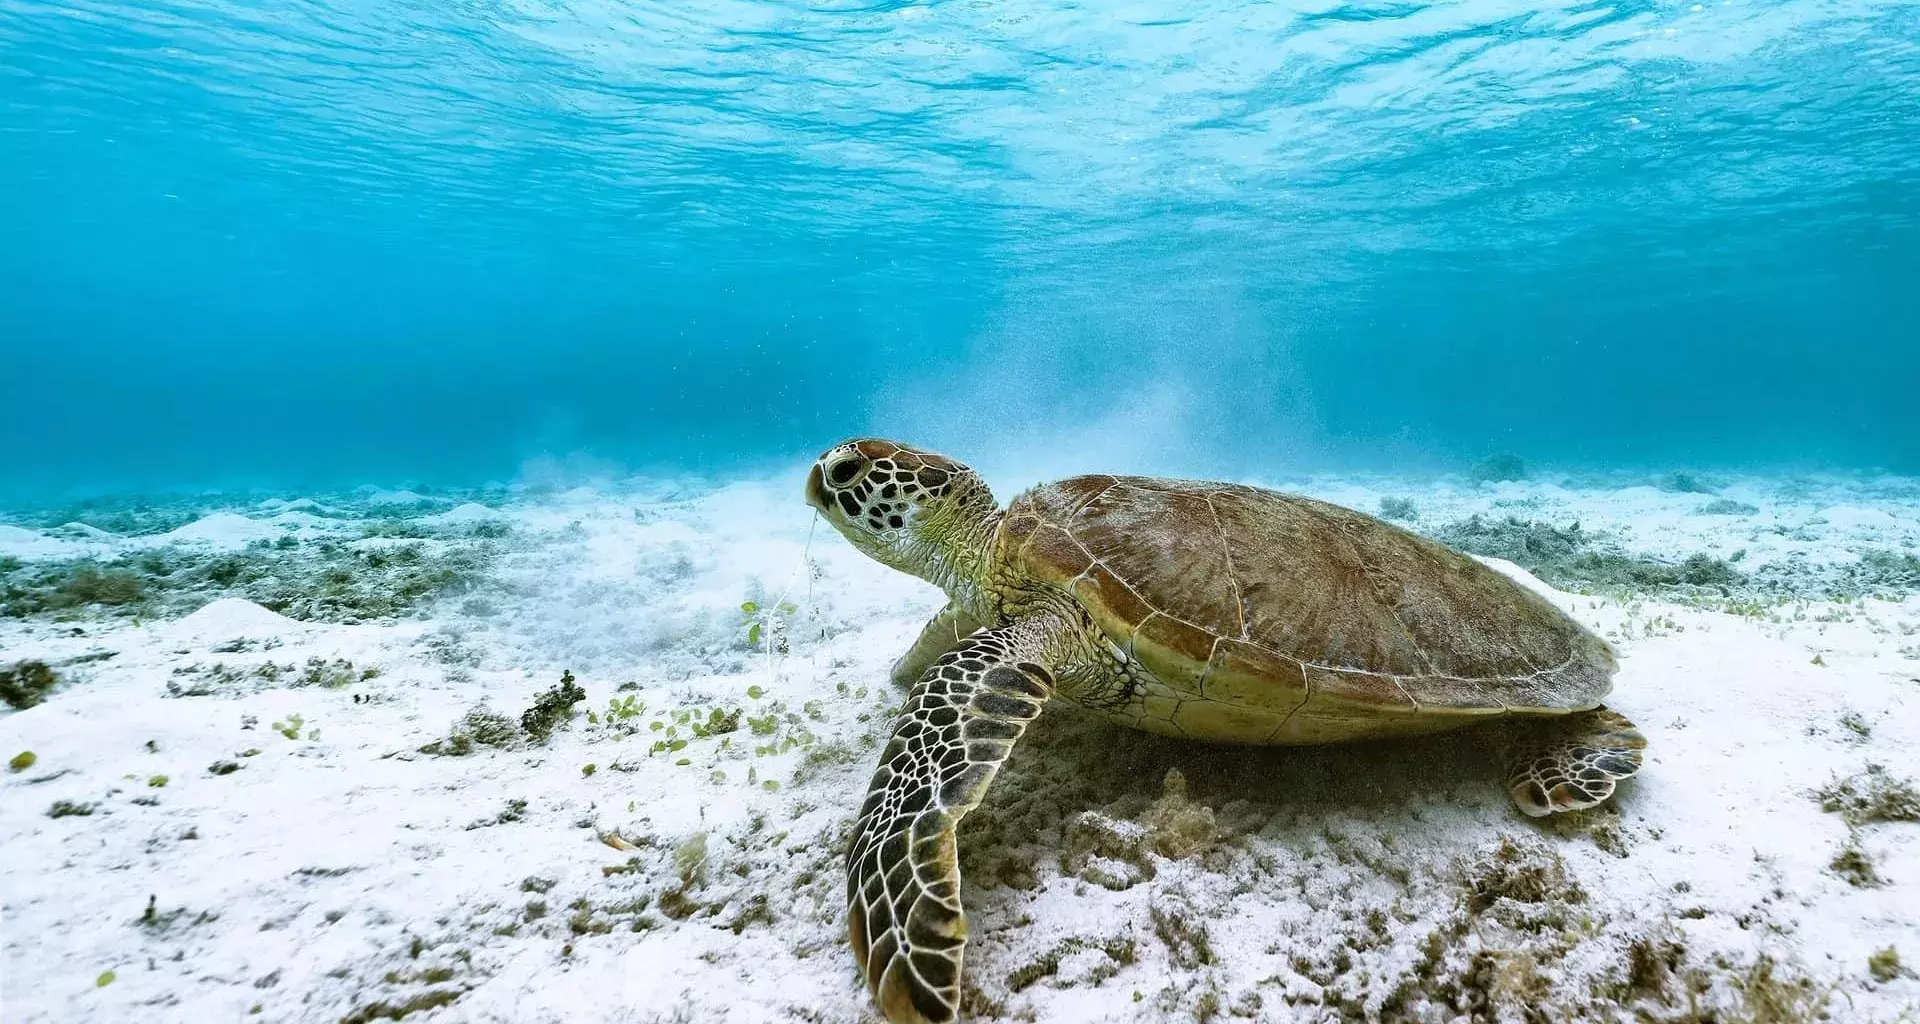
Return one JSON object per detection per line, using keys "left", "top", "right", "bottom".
{"left": 2, "top": 469, "right": 1918, "bottom": 1023}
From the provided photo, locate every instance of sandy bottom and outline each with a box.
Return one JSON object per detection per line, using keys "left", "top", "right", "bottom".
{"left": 3, "top": 470, "right": 1918, "bottom": 1023}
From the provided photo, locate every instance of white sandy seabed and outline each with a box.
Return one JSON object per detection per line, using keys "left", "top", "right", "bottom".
{"left": 2, "top": 469, "right": 1918, "bottom": 1024}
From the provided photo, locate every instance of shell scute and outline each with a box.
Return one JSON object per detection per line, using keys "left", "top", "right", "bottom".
{"left": 1132, "top": 614, "right": 1217, "bottom": 686}
{"left": 1404, "top": 673, "right": 1505, "bottom": 713}
{"left": 1022, "top": 524, "right": 1091, "bottom": 578}
{"left": 1001, "top": 511, "right": 1041, "bottom": 548}
{"left": 1172, "top": 700, "right": 1280, "bottom": 741}
{"left": 1302, "top": 665, "right": 1419, "bottom": 714}
{"left": 1201, "top": 639, "right": 1308, "bottom": 712}
{"left": 1070, "top": 566, "right": 1157, "bottom": 638}
{"left": 1206, "top": 488, "right": 1428, "bottom": 676}
{"left": 1074, "top": 482, "right": 1241, "bottom": 632}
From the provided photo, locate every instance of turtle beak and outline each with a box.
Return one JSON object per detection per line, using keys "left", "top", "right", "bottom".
{"left": 805, "top": 463, "right": 830, "bottom": 512}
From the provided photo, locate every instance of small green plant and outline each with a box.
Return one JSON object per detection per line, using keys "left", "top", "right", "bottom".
{"left": 1830, "top": 836, "right": 1883, "bottom": 888}
{"left": 96, "top": 970, "right": 116, "bottom": 987}
{"left": 739, "top": 599, "right": 799, "bottom": 648}
{"left": 209, "top": 760, "right": 241, "bottom": 776}
{"left": 1869, "top": 946, "right": 1905, "bottom": 983}
{"left": 49, "top": 800, "right": 96, "bottom": 818}
{"left": 646, "top": 736, "right": 689, "bottom": 757}
{"left": 582, "top": 763, "right": 597, "bottom": 777}
{"left": 147, "top": 775, "right": 168, "bottom": 788}
{"left": 603, "top": 694, "right": 644, "bottom": 723}
{"left": 9, "top": 750, "right": 36, "bottom": 773}
{"left": 1838, "top": 712, "right": 1871, "bottom": 740}
{"left": 1733, "top": 954, "right": 1829, "bottom": 1022}
{"left": 273, "top": 713, "right": 306, "bottom": 740}
{"left": 687, "top": 708, "right": 741, "bottom": 738}
{"left": 674, "top": 832, "right": 709, "bottom": 887}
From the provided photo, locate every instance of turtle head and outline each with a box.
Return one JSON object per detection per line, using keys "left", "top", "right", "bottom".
{"left": 806, "top": 439, "right": 996, "bottom": 585}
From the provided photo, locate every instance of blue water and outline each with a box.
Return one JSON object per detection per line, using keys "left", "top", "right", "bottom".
{"left": 3, "top": 0, "right": 1917, "bottom": 498}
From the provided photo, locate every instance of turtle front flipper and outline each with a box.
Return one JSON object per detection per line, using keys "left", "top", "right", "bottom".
{"left": 889, "top": 602, "right": 988, "bottom": 688}
{"left": 1505, "top": 706, "right": 1647, "bottom": 817}
{"left": 849, "top": 627, "right": 1054, "bottom": 1024}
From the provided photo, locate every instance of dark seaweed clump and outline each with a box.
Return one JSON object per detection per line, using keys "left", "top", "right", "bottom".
{"left": 0, "top": 660, "right": 60, "bottom": 710}
{"left": 1430, "top": 516, "right": 1745, "bottom": 594}
{"left": 420, "top": 673, "right": 586, "bottom": 756}
{"left": 521, "top": 670, "right": 586, "bottom": 743}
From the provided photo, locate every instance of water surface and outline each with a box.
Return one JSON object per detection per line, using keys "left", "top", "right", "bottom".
{"left": 2, "top": 0, "right": 1917, "bottom": 495}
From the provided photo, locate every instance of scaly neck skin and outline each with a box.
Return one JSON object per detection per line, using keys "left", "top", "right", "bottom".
{"left": 900, "top": 481, "right": 1003, "bottom": 623}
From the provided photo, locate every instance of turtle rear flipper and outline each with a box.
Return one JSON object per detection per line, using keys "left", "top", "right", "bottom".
{"left": 1506, "top": 706, "right": 1646, "bottom": 817}
{"left": 849, "top": 627, "right": 1055, "bottom": 1024}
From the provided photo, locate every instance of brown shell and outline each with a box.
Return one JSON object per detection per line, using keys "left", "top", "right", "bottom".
{"left": 1002, "top": 475, "right": 1616, "bottom": 723}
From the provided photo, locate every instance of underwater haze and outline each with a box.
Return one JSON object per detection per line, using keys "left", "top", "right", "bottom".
{"left": 3, "top": 0, "right": 1919, "bottom": 496}
{"left": 11, "top": 5, "right": 1920, "bottom": 1020}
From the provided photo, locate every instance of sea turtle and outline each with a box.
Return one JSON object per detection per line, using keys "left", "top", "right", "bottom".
{"left": 805, "top": 439, "right": 1646, "bottom": 1024}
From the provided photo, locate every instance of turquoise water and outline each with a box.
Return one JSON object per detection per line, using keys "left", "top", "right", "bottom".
{"left": 2, "top": 0, "right": 1917, "bottom": 497}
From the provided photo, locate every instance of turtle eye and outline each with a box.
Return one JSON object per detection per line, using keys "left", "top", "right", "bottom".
{"left": 826, "top": 454, "right": 867, "bottom": 487}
